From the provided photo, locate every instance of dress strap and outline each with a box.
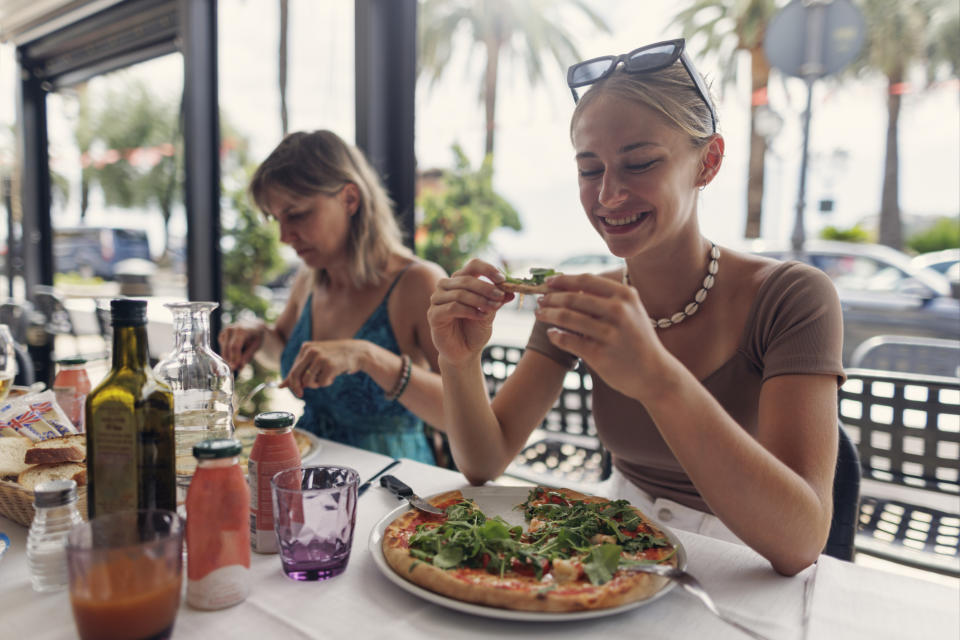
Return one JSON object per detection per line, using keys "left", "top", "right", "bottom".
{"left": 383, "top": 262, "right": 414, "bottom": 301}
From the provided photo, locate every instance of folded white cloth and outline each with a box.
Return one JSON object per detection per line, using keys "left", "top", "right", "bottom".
{"left": 808, "top": 555, "right": 960, "bottom": 639}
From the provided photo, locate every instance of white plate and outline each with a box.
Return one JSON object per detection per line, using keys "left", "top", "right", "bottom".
{"left": 296, "top": 428, "right": 323, "bottom": 464}
{"left": 368, "top": 485, "right": 686, "bottom": 621}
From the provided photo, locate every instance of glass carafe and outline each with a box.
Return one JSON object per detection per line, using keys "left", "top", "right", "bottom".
{"left": 153, "top": 302, "right": 234, "bottom": 501}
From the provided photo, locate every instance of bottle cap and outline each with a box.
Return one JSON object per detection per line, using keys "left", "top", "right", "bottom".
{"left": 193, "top": 438, "right": 243, "bottom": 459}
{"left": 254, "top": 411, "right": 295, "bottom": 430}
{"left": 33, "top": 479, "right": 78, "bottom": 508}
{"left": 57, "top": 357, "right": 88, "bottom": 366}
{"left": 110, "top": 299, "right": 147, "bottom": 326}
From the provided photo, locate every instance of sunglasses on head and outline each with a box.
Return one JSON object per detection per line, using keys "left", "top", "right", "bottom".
{"left": 566, "top": 38, "right": 717, "bottom": 134}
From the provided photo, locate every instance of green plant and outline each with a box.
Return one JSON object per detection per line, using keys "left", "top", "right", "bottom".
{"left": 220, "top": 165, "right": 285, "bottom": 416}
{"left": 906, "top": 216, "right": 960, "bottom": 254}
{"left": 819, "top": 224, "right": 873, "bottom": 243}
{"left": 415, "top": 144, "right": 522, "bottom": 275}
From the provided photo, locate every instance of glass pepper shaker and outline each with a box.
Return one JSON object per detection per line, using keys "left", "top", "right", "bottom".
{"left": 26, "top": 479, "right": 84, "bottom": 592}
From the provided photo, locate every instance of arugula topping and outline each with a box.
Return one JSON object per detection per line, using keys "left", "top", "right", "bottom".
{"left": 405, "top": 489, "right": 672, "bottom": 586}
{"left": 503, "top": 267, "right": 557, "bottom": 285}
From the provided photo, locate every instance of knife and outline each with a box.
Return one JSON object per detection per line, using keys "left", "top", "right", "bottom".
{"left": 380, "top": 475, "right": 444, "bottom": 515}
{"left": 357, "top": 459, "right": 400, "bottom": 496}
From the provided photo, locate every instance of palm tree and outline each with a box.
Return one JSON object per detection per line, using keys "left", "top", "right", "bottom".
{"left": 418, "top": 0, "right": 609, "bottom": 161}
{"left": 851, "top": 0, "right": 958, "bottom": 249}
{"left": 671, "top": 0, "right": 781, "bottom": 239}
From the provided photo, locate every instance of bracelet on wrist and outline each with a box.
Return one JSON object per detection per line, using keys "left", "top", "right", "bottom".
{"left": 385, "top": 354, "right": 412, "bottom": 402}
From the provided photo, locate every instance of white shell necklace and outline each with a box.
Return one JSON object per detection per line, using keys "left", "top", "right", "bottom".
{"left": 623, "top": 242, "right": 720, "bottom": 329}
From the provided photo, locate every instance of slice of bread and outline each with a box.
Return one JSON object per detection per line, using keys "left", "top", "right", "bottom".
{"left": 17, "top": 462, "right": 87, "bottom": 492}
{"left": 24, "top": 434, "right": 86, "bottom": 465}
{"left": 0, "top": 436, "right": 33, "bottom": 480}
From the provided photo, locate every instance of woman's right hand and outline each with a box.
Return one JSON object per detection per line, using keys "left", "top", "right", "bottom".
{"left": 218, "top": 323, "right": 266, "bottom": 371}
{"left": 428, "top": 259, "right": 513, "bottom": 365}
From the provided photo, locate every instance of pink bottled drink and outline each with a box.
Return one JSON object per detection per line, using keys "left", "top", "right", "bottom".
{"left": 185, "top": 438, "right": 250, "bottom": 609}
{"left": 53, "top": 358, "right": 91, "bottom": 431}
{"left": 248, "top": 411, "right": 301, "bottom": 553}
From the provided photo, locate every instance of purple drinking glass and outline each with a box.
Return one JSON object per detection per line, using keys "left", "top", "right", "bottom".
{"left": 270, "top": 466, "right": 359, "bottom": 581}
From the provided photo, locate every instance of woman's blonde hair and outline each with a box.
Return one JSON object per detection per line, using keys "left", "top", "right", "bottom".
{"left": 249, "top": 130, "right": 411, "bottom": 288}
{"left": 570, "top": 60, "right": 717, "bottom": 148}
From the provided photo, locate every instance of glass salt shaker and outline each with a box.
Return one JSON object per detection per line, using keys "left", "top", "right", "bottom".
{"left": 26, "top": 479, "right": 84, "bottom": 592}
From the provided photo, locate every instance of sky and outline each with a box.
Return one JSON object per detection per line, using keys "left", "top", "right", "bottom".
{"left": 1, "top": 0, "right": 958, "bottom": 264}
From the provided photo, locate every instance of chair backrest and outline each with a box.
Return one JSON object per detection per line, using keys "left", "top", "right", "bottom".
{"left": 824, "top": 423, "right": 861, "bottom": 561}
{"left": 13, "top": 342, "right": 35, "bottom": 386}
{"left": 94, "top": 298, "right": 113, "bottom": 343}
{"left": 0, "top": 300, "right": 33, "bottom": 344}
{"left": 480, "top": 344, "right": 597, "bottom": 439}
{"left": 31, "top": 285, "right": 76, "bottom": 336}
{"left": 850, "top": 335, "right": 960, "bottom": 378}
{"left": 839, "top": 368, "right": 960, "bottom": 493}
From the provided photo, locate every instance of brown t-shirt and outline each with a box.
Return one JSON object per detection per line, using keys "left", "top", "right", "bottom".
{"left": 526, "top": 261, "right": 845, "bottom": 513}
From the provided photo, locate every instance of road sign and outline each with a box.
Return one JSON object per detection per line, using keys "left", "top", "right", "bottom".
{"left": 765, "top": 0, "right": 865, "bottom": 80}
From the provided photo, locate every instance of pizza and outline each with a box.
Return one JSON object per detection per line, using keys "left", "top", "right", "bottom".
{"left": 498, "top": 268, "right": 560, "bottom": 295}
{"left": 381, "top": 486, "right": 678, "bottom": 613}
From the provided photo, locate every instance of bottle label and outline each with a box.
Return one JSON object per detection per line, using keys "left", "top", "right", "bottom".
{"left": 185, "top": 463, "right": 250, "bottom": 605}
{"left": 53, "top": 385, "right": 85, "bottom": 431}
{"left": 248, "top": 449, "right": 300, "bottom": 554}
{"left": 90, "top": 400, "right": 138, "bottom": 514}
{"left": 187, "top": 565, "right": 249, "bottom": 609}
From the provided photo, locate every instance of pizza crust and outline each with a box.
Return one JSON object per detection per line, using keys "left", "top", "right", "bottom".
{"left": 380, "top": 485, "right": 678, "bottom": 613}
{"left": 498, "top": 281, "right": 551, "bottom": 295}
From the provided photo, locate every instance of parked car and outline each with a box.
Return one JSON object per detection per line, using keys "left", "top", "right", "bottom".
{"left": 53, "top": 226, "right": 152, "bottom": 280}
{"left": 911, "top": 248, "right": 960, "bottom": 298}
{"left": 910, "top": 248, "right": 960, "bottom": 277}
{"left": 751, "top": 240, "right": 960, "bottom": 364}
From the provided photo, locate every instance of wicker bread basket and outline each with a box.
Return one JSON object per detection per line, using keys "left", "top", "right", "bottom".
{"left": 0, "top": 479, "right": 88, "bottom": 527}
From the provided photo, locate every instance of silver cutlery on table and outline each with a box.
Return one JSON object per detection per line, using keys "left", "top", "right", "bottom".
{"left": 624, "top": 564, "right": 771, "bottom": 640}
{"left": 380, "top": 475, "right": 444, "bottom": 515}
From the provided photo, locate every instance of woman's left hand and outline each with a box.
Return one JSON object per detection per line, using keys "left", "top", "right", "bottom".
{"left": 535, "top": 273, "right": 664, "bottom": 401}
{"left": 279, "top": 339, "right": 368, "bottom": 398}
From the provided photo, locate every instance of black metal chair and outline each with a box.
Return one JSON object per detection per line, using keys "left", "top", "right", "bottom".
{"left": 32, "top": 285, "right": 78, "bottom": 339}
{"left": 12, "top": 342, "right": 35, "bottom": 387}
{"left": 839, "top": 368, "right": 960, "bottom": 576}
{"left": 850, "top": 335, "right": 960, "bottom": 378}
{"left": 0, "top": 300, "right": 33, "bottom": 345}
{"left": 480, "top": 344, "right": 608, "bottom": 486}
{"left": 824, "top": 423, "right": 861, "bottom": 561}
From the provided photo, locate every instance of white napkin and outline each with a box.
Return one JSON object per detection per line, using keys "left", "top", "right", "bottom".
{"left": 808, "top": 555, "right": 960, "bottom": 639}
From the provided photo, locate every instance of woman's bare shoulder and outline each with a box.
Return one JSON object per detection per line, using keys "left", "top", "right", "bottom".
{"left": 395, "top": 256, "right": 447, "bottom": 293}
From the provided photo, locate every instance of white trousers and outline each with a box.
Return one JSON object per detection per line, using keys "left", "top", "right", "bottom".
{"left": 597, "top": 467, "right": 746, "bottom": 547}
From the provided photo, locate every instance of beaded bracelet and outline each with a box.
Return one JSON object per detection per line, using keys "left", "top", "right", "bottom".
{"left": 385, "top": 354, "right": 412, "bottom": 402}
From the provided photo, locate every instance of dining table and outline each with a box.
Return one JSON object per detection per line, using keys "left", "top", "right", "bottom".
{"left": 1, "top": 437, "right": 957, "bottom": 640}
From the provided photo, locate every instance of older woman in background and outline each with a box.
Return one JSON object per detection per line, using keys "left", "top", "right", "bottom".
{"left": 220, "top": 130, "right": 446, "bottom": 464}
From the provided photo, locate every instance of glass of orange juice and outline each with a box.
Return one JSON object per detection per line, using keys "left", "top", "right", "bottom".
{"left": 66, "top": 510, "right": 183, "bottom": 640}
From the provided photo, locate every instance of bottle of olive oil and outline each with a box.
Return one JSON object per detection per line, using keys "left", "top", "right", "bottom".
{"left": 85, "top": 299, "right": 175, "bottom": 519}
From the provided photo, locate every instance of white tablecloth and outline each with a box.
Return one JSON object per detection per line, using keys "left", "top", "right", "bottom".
{"left": 1, "top": 439, "right": 957, "bottom": 639}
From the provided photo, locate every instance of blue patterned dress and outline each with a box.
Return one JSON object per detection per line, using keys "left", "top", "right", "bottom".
{"left": 280, "top": 269, "right": 436, "bottom": 464}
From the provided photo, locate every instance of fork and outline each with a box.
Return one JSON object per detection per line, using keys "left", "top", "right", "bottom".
{"left": 233, "top": 379, "right": 278, "bottom": 420}
{"left": 624, "top": 564, "right": 771, "bottom": 640}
